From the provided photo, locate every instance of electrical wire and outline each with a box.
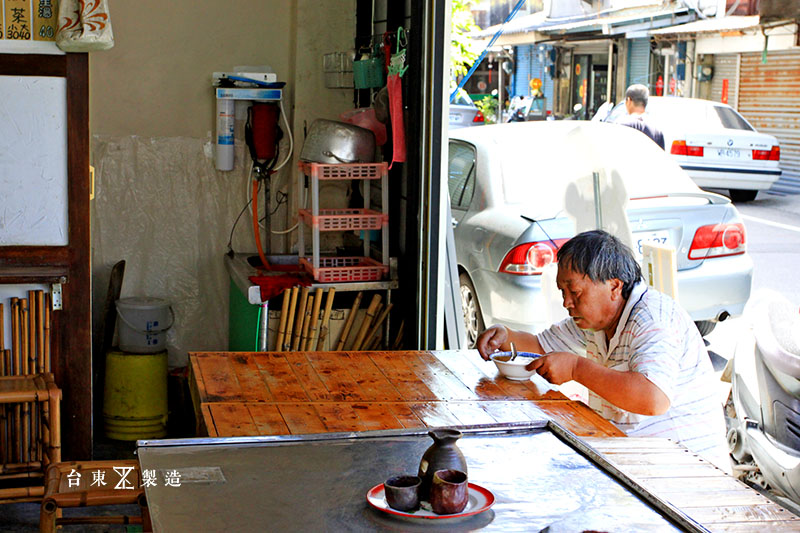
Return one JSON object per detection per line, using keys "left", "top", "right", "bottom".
{"left": 227, "top": 159, "right": 256, "bottom": 255}
{"left": 252, "top": 178, "right": 271, "bottom": 270}
{"left": 254, "top": 304, "right": 262, "bottom": 351}
{"left": 227, "top": 195, "right": 254, "bottom": 255}
{"left": 272, "top": 98, "right": 294, "bottom": 171}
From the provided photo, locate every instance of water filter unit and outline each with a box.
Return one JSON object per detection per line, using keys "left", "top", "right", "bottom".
{"left": 213, "top": 73, "right": 284, "bottom": 172}
{"left": 216, "top": 98, "right": 235, "bottom": 171}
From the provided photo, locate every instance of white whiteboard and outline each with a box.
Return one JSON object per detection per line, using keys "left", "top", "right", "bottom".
{"left": 0, "top": 75, "right": 68, "bottom": 245}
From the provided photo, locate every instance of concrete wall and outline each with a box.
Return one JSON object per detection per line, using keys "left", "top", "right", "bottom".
{"left": 695, "top": 24, "right": 798, "bottom": 55}
{"left": 90, "top": 1, "right": 355, "bottom": 366}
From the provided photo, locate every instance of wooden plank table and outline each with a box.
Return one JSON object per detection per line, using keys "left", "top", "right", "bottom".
{"left": 188, "top": 350, "right": 624, "bottom": 438}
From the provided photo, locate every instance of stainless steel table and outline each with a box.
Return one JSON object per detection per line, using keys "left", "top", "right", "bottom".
{"left": 138, "top": 421, "right": 707, "bottom": 532}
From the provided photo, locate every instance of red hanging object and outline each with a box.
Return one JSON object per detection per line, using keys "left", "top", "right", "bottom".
{"left": 387, "top": 73, "right": 406, "bottom": 168}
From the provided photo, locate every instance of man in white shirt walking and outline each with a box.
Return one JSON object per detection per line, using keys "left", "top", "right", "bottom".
{"left": 618, "top": 84, "right": 665, "bottom": 150}
{"left": 476, "top": 230, "right": 730, "bottom": 470}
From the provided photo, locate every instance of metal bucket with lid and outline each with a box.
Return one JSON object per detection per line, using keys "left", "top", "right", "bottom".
{"left": 300, "top": 119, "right": 376, "bottom": 164}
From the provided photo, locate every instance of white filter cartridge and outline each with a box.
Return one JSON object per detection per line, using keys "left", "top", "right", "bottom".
{"left": 216, "top": 98, "right": 235, "bottom": 171}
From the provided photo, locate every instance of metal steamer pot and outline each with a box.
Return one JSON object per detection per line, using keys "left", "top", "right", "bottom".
{"left": 300, "top": 119, "right": 376, "bottom": 164}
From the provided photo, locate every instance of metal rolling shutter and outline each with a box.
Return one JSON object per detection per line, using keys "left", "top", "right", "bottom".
{"left": 542, "top": 45, "right": 554, "bottom": 112}
{"left": 711, "top": 54, "right": 739, "bottom": 109}
{"left": 627, "top": 38, "right": 651, "bottom": 87}
{"left": 513, "top": 44, "right": 532, "bottom": 97}
{"left": 739, "top": 50, "right": 800, "bottom": 194}
{"left": 512, "top": 44, "right": 554, "bottom": 112}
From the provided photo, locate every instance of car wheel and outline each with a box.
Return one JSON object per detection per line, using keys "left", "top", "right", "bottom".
{"left": 459, "top": 272, "right": 485, "bottom": 347}
{"left": 695, "top": 320, "right": 716, "bottom": 336}
{"left": 729, "top": 189, "right": 758, "bottom": 202}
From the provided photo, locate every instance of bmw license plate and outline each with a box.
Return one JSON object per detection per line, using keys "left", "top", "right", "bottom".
{"left": 633, "top": 230, "right": 671, "bottom": 256}
{"left": 717, "top": 148, "right": 740, "bottom": 158}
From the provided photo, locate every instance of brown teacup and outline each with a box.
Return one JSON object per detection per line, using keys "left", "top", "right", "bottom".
{"left": 384, "top": 475, "right": 421, "bottom": 512}
{"left": 429, "top": 469, "right": 469, "bottom": 515}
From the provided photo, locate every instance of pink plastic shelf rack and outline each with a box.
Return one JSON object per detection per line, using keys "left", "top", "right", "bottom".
{"left": 298, "top": 161, "right": 388, "bottom": 180}
{"left": 298, "top": 208, "right": 388, "bottom": 231}
{"left": 299, "top": 256, "right": 388, "bottom": 283}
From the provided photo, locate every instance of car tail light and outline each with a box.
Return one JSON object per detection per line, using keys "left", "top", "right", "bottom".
{"left": 670, "top": 140, "right": 703, "bottom": 156}
{"left": 499, "top": 239, "right": 569, "bottom": 275}
{"left": 473, "top": 110, "right": 485, "bottom": 124}
{"left": 688, "top": 223, "right": 746, "bottom": 260}
{"left": 753, "top": 146, "right": 780, "bottom": 161}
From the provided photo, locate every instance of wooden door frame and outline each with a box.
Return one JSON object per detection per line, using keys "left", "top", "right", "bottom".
{"left": 0, "top": 53, "right": 92, "bottom": 460}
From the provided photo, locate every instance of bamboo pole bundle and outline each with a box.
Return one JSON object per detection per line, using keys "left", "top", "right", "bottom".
{"left": 20, "top": 298, "right": 28, "bottom": 375}
{"left": 274, "top": 288, "right": 292, "bottom": 352}
{"left": 366, "top": 332, "right": 382, "bottom": 351}
{"left": 298, "top": 294, "right": 315, "bottom": 351}
{"left": 20, "top": 299, "right": 30, "bottom": 463}
{"left": 291, "top": 287, "right": 310, "bottom": 351}
{"left": 10, "top": 297, "right": 19, "bottom": 375}
{"left": 362, "top": 303, "right": 393, "bottom": 352}
{"left": 336, "top": 292, "right": 363, "bottom": 350}
{"left": 282, "top": 287, "right": 299, "bottom": 352}
{"left": 352, "top": 294, "right": 382, "bottom": 351}
{"left": 315, "top": 288, "right": 336, "bottom": 351}
{"left": 36, "top": 290, "right": 45, "bottom": 373}
{"left": 305, "top": 288, "right": 324, "bottom": 351}
{"left": 11, "top": 298, "right": 21, "bottom": 463}
{"left": 28, "top": 291, "right": 37, "bottom": 375}
{"left": 392, "top": 320, "right": 406, "bottom": 350}
{"left": 44, "top": 292, "right": 51, "bottom": 372}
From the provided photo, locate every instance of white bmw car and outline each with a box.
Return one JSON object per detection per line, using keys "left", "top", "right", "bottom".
{"left": 602, "top": 97, "right": 781, "bottom": 202}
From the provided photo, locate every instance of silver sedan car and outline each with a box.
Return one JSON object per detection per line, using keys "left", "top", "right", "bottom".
{"left": 449, "top": 121, "right": 753, "bottom": 345}
{"left": 449, "top": 89, "right": 485, "bottom": 129}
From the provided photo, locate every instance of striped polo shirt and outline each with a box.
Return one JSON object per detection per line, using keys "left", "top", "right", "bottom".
{"left": 537, "top": 281, "right": 730, "bottom": 469}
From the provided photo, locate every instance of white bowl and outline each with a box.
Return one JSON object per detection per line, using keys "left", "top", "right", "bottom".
{"left": 491, "top": 351, "right": 541, "bottom": 381}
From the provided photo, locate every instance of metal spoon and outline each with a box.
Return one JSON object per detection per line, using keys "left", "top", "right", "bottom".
{"left": 509, "top": 342, "right": 518, "bottom": 362}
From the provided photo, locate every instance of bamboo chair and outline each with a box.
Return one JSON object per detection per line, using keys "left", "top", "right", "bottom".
{"left": 39, "top": 460, "right": 151, "bottom": 532}
{"left": 0, "top": 373, "right": 61, "bottom": 503}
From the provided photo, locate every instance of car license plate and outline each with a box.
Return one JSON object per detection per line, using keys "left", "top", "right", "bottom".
{"left": 634, "top": 230, "right": 671, "bottom": 256}
{"left": 449, "top": 113, "right": 462, "bottom": 123}
{"left": 717, "top": 148, "right": 740, "bottom": 159}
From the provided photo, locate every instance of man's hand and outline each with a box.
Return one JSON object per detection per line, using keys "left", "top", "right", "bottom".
{"left": 526, "top": 352, "right": 579, "bottom": 385}
{"left": 476, "top": 326, "right": 545, "bottom": 361}
{"left": 476, "top": 325, "right": 509, "bottom": 360}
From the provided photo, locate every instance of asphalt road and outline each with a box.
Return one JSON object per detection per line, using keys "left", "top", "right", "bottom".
{"left": 705, "top": 189, "right": 800, "bottom": 363}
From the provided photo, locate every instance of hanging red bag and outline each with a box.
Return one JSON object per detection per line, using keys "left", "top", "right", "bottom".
{"left": 387, "top": 74, "right": 406, "bottom": 168}
{"left": 385, "top": 28, "right": 408, "bottom": 169}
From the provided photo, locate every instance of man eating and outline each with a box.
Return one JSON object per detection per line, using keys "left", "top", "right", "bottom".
{"left": 476, "top": 230, "right": 730, "bottom": 470}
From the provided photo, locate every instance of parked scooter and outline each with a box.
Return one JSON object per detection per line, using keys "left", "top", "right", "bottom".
{"left": 725, "top": 290, "right": 800, "bottom": 505}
